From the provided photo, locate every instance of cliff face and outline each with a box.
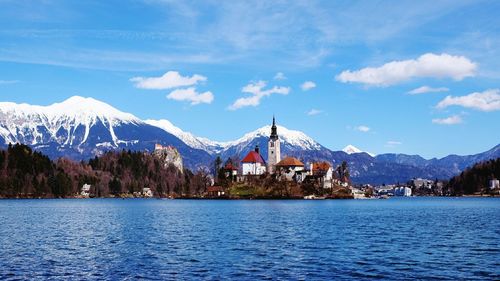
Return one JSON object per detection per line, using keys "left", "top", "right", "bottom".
{"left": 153, "top": 145, "right": 184, "bottom": 173}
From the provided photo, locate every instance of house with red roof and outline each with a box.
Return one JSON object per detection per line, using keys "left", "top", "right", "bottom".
{"left": 223, "top": 162, "right": 238, "bottom": 178}
{"left": 276, "top": 157, "right": 306, "bottom": 181}
{"left": 307, "top": 161, "right": 334, "bottom": 189}
{"left": 241, "top": 145, "right": 267, "bottom": 175}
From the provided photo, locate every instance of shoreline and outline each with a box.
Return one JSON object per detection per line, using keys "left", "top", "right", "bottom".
{"left": 1, "top": 195, "right": 498, "bottom": 200}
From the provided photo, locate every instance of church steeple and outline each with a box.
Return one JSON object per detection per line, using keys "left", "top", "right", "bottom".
{"left": 267, "top": 115, "right": 280, "bottom": 174}
{"left": 270, "top": 115, "right": 278, "bottom": 140}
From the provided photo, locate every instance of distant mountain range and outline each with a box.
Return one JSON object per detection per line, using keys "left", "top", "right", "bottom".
{"left": 1, "top": 96, "right": 498, "bottom": 184}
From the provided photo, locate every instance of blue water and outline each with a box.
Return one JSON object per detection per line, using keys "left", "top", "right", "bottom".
{"left": 0, "top": 198, "right": 498, "bottom": 280}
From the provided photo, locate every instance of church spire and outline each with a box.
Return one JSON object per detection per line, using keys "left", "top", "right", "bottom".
{"left": 270, "top": 115, "right": 278, "bottom": 140}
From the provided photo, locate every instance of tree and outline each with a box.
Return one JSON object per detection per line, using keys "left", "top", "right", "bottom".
{"left": 109, "top": 177, "right": 122, "bottom": 195}
{"left": 214, "top": 156, "right": 222, "bottom": 180}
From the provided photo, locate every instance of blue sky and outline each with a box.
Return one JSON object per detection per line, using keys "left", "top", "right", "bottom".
{"left": 0, "top": 0, "right": 499, "bottom": 158}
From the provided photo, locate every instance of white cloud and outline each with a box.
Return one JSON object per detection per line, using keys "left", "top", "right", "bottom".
{"left": 408, "top": 86, "right": 449, "bottom": 95}
{"left": 432, "top": 115, "right": 463, "bottom": 125}
{"left": 301, "top": 81, "right": 316, "bottom": 91}
{"left": 167, "top": 87, "right": 214, "bottom": 105}
{"left": 355, "top": 125, "right": 370, "bottom": 132}
{"left": 228, "top": 80, "right": 290, "bottom": 110}
{"left": 307, "top": 109, "right": 322, "bottom": 116}
{"left": 131, "top": 71, "right": 206, "bottom": 89}
{"left": 0, "top": 80, "right": 19, "bottom": 85}
{"left": 274, "top": 72, "right": 286, "bottom": 80}
{"left": 385, "top": 140, "right": 402, "bottom": 147}
{"left": 436, "top": 89, "right": 500, "bottom": 112}
{"left": 336, "top": 53, "right": 477, "bottom": 86}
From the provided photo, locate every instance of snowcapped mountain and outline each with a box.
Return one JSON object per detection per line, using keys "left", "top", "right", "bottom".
{"left": 214, "top": 125, "right": 329, "bottom": 165}
{"left": 342, "top": 145, "right": 362, "bottom": 154}
{"left": 0, "top": 96, "right": 212, "bottom": 167}
{"left": 145, "top": 119, "right": 224, "bottom": 154}
{"left": 0, "top": 96, "right": 140, "bottom": 148}
{"left": 0, "top": 96, "right": 498, "bottom": 184}
{"left": 145, "top": 122, "right": 323, "bottom": 156}
{"left": 224, "top": 125, "right": 321, "bottom": 151}
{"left": 342, "top": 145, "right": 375, "bottom": 157}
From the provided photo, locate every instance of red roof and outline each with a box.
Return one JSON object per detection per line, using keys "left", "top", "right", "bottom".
{"left": 241, "top": 151, "right": 266, "bottom": 164}
{"left": 276, "top": 157, "right": 304, "bottom": 167}
{"left": 207, "top": 186, "right": 223, "bottom": 192}
{"left": 312, "top": 162, "right": 331, "bottom": 172}
{"left": 224, "top": 163, "right": 238, "bottom": 170}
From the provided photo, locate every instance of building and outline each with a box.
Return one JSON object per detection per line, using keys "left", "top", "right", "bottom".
{"left": 81, "top": 184, "right": 91, "bottom": 197}
{"left": 206, "top": 186, "right": 225, "bottom": 197}
{"left": 153, "top": 144, "right": 183, "bottom": 172}
{"left": 310, "top": 162, "right": 334, "bottom": 188}
{"left": 267, "top": 116, "right": 281, "bottom": 174}
{"left": 224, "top": 162, "right": 238, "bottom": 177}
{"left": 241, "top": 145, "right": 267, "bottom": 175}
{"left": 276, "top": 157, "right": 305, "bottom": 181}
{"left": 412, "top": 178, "right": 433, "bottom": 189}
{"left": 393, "top": 186, "right": 412, "bottom": 197}
{"left": 490, "top": 179, "right": 500, "bottom": 190}
{"left": 142, "top": 187, "right": 153, "bottom": 198}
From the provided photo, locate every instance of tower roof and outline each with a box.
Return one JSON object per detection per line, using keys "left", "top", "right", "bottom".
{"left": 270, "top": 116, "right": 278, "bottom": 140}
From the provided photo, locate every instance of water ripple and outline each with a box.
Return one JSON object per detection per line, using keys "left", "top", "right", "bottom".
{"left": 0, "top": 198, "right": 498, "bottom": 280}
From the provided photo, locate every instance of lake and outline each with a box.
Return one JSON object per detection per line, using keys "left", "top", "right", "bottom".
{"left": 0, "top": 198, "right": 498, "bottom": 280}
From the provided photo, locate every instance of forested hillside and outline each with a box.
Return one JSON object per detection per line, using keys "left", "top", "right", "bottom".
{"left": 446, "top": 158, "right": 500, "bottom": 195}
{"left": 0, "top": 144, "right": 209, "bottom": 198}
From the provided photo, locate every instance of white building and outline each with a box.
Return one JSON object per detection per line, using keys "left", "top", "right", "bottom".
{"left": 267, "top": 116, "right": 281, "bottom": 174}
{"left": 394, "top": 186, "right": 412, "bottom": 197}
{"left": 490, "top": 179, "right": 500, "bottom": 190}
{"left": 81, "top": 184, "right": 91, "bottom": 197}
{"left": 241, "top": 146, "right": 267, "bottom": 175}
{"left": 311, "top": 162, "right": 334, "bottom": 189}
{"left": 412, "top": 178, "right": 433, "bottom": 189}
{"left": 142, "top": 187, "right": 153, "bottom": 198}
{"left": 276, "top": 157, "right": 305, "bottom": 181}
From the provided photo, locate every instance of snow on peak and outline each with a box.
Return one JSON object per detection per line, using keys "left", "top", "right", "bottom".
{"left": 46, "top": 96, "right": 139, "bottom": 122}
{"left": 343, "top": 145, "right": 375, "bottom": 157}
{"left": 145, "top": 119, "right": 224, "bottom": 153}
{"left": 0, "top": 96, "right": 141, "bottom": 146}
{"left": 146, "top": 121, "right": 322, "bottom": 153}
{"left": 223, "top": 125, "right": 321, "bottom": 150}
{"left": 343, "top": 145, "right": 362, "bottom": 154}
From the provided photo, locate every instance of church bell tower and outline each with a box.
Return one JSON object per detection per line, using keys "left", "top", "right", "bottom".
{"left": 267, "top": 116, "right": 281, "bottom": 174}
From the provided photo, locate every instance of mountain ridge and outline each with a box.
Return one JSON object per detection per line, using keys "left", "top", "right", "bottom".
{"left": 0, "top": 96, "right": 498, "bottom": 184}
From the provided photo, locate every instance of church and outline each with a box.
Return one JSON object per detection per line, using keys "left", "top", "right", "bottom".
{"left": 241, "top": 117, "right": 281, "bottom": 175}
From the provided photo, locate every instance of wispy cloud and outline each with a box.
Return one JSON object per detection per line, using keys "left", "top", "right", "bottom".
{"left": 385, "top": 140, "right": 402, "bottom": 147}
{"left": 307, "top": 109, "right": 322, "bottom": 116}
{"left": 167, "top": 87, "right": 214, "bottom": 105}
{"left": 131, "top": 71, "right": 206, "bottom": 89}
{"left": 407, "top": 86, "right": 449, "bottom": 95}
{"left": 436, "top": 89, "right": 500, "bottom": 112}
{"left": 301, "top": 81, "right": 316, "bottom": 91}
{"left": 336, "top": 53, "right": 477, "bottom": 86}
{"left": 432, "top": 115, "right": 463, "bottom": 125}
{"left": 0, "top": 2, "right": 482, "bottom": 71}
{"left": 0, "top": 80, "right": 19, "bottom": 85}
{"left": 228, "top": 80, "right": 290, "bottom": 110}
{"left": 274, "top": 72, "right": 286, "bottom": 80}
{"left": 355, "top": 125, "right": 370, "bottom": 132}
{"left": 0, "top": 46, "right": 218, "bottom": 71}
